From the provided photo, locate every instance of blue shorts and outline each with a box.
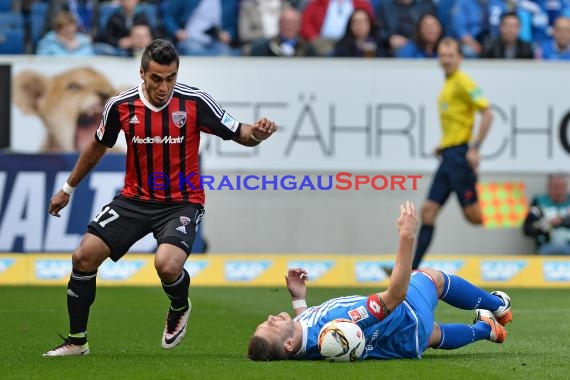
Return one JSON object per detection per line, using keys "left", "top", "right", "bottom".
{"left": 427, "top": 144, "right": 478, "bottom": 207}
{"left": 406, "top": 271, "right": 439, "bottom": 353}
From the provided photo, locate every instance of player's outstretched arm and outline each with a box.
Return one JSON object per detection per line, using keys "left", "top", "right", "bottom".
{"left": 377, "top": 202, "right": 418, "bottom": 312}
{"left": 286, "top": 268, "right": 308, "bottom": 315}
{"left": 234, "top": 117, "right": 278, "bottom": 147}
{"left": 48, "top": 139, "right": 108, "bottom": 217}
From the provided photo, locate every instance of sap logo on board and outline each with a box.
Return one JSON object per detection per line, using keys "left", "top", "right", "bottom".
{"left": 481, "top": 261, "right": 526, "bottom": 281}
{"left": 99, "top": 261, "right": 145, "bottom": 280}
{"left": 543, "top": 262, "right": 570, "bottom": 282}
{"left": 423, "top": 260, "right": 464, "bottom": 275}
{"left": 354, "top": 262, "right": 392, "bottom": 282}
{"left": 35, "top": 260, "right": 72, "bottom": 280}
{"left": 287, "top": 261, "right": 333, "bottom": 281}
{"left": 0, "top": 259, "right": 15, "bottom": 274}
{"left": 225, "top": 261, "right": 271, "bottom": 281}
{"left": 184, "top": 261, "right": 208, "bottom": 278}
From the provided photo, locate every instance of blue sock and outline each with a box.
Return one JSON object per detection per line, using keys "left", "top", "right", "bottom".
{"left": 436, "top": 322, "right": 490, "bottom": 349}
{"left": 413, "top": 225, "right": 434, "bottom": 269}
{"left": 440, "top": 273, "right": 503, "bottom": 311}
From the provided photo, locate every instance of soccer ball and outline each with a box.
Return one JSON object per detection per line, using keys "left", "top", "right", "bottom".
{"left": 317, "top": 318, "right": 365, "bottom": 362}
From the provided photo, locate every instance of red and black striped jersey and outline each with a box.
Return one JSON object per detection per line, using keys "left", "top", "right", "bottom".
{"left": 95, "top": 82, "right": 240, "bottom": 204}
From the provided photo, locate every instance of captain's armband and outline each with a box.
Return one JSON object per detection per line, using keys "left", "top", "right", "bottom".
{"left": 366, "top": 294, "right": 391, "bottom": 321}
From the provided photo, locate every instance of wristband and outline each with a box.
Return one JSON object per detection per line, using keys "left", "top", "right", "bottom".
{"left": 62, "top": 182, "right": 75, "bottom": 195}
{"left": 250, "top": 133, "right": 263, "bottom": 143}
{"left": 292, "top": 299, "right": 307, "bottom": 309}
{"left": 470, "top": 142, "right": 481, "bottom": 150}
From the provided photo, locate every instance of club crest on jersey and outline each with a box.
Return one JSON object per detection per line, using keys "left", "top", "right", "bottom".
{"left": 180, "top": 216, "right": 191, "bottom": 225}
{"left": 172, "top": 111, "right": 187, "bottom": 128}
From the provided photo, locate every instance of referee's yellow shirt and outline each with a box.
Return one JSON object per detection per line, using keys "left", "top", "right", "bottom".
{"left": 437, "top": 70, "right": 489, "bottom": 149}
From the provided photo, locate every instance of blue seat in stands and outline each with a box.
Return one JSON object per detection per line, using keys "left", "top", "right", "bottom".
{"left": 0, "top": 29, "right": 25, "bottom": 54}
{"left": 0, "top": 0, "right": 10, "bottom": 12}
{"left": 0, "top": 12, "right": 24, "bottom": 30}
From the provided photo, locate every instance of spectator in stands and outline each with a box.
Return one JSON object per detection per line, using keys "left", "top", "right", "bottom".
{"left": 539, "top": 0, "right": 570, "bottom": 29}
{"left": 377, "top": 0, "right": 436, "bottom": 57}
{"left": 97, "top": 0, "right": 152, "bottom": 56}
{"left": 516, "top": 0, "right": 550, "bottom": 44}
{"left": 127, "top": 22, "right": 152, "bottom": 58}
{"left": 163, "top": 0, "right": 239, "bottom": 56}
{"left": 249, "top": 6, "right": 316, "bottom": 56}
{"left": 238, "top": 0, "right": 286, "bottom": 50}
{"left": 482, "top": 12, "right": 534, "bottom": 59}
{"left": 535, "top": 15, "right": 570, "bottom": 59}
{"left": 36, "top": 10, "right": 95, "bottom": 56}
{"left": 523, "top": 173, "right": 570, "bottom": 255}
{"left": 396, "top": 13, "right": 442, "bottom": 58}
{"left": 301, "top": 0, "right": 375, "bottom": 56}
{"left": 45, "top": 0, "right": 96, "bottom": 36}
{"left": 333, "top": 8, "right": 385, "bottom": 57}
{"left": 452, "top": 0, "right": 495, "bottom": 58}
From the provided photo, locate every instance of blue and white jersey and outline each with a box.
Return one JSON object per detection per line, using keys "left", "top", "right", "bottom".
{"left": 291, "top": 272, "right": 439, "bottom": 360}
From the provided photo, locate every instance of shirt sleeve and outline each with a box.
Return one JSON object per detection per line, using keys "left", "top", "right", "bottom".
{"left": 452, "top": 0, "right": 471, "bottom": 39}
{"left": 460, "top": 74, "right": 489, "bottom": 111}
{"left": 195, "top": 90, "right": 241, "bottom": 140}
{"left": 95, "top": 100, "right": 121, "bottom": 148}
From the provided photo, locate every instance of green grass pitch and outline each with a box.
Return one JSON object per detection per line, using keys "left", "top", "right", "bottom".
{"left": 1, "top": 286, "right": 568, "bottom": 380}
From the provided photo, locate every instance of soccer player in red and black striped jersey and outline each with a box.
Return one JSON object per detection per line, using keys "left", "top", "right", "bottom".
{"left": 44, "top": 39, "right": 278, "bottom": 356}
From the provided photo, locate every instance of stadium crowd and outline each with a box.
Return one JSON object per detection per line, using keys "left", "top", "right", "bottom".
{"left": 0, "top": 0, "right": 569, "bottom": 59}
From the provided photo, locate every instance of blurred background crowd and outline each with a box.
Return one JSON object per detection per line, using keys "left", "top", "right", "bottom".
{"left": 0, "top": 0, "right": 569, "bottom": 59}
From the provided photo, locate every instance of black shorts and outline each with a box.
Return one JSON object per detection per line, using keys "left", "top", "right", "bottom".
{"left": 87, "top": 195, "right": 205, "bottom": 261}
{"left": 427, "top": 144, "right": 478, "bottom": 207}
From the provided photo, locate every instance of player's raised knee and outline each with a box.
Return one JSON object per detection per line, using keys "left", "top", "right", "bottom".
{"left": 421, "top": 268, "right": 445, "bottom": 296}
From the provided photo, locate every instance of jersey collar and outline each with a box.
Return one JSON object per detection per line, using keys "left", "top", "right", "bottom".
{"left": 138, "top": 82, "right": 173, "bottom": 112}
{"left": 291, "top": 320, "right": 308, "bottom": 357}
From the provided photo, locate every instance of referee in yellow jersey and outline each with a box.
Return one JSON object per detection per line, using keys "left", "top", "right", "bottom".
{"left": 413, "top": 37, "right": 494, "bottom": 270}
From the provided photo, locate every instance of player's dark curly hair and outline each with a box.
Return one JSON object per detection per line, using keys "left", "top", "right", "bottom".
{"left": 247, "top": 336, "right": 289, "bottom": 361}
{"left": 141, "top": 39, "right": 179, "bottom": 71}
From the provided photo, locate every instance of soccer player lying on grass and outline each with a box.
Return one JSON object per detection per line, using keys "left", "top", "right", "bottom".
{"left": 247, "top": 201, "right": 512, "bottom": 361}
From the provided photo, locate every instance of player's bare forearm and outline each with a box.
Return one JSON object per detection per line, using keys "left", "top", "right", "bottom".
{"left": 49, "top": 139, "right": 108, "bottom": 217}
{"left": 67, "top": 139, "right": 108, "bottom": 186}
{"left": 234, "top": 118, "right": 278, "bottom": 147}
{"left": 383, "top": 202, "right": 418, "bottom": 310}
{"left": 473, "top": 108, "right": 493, "bottom": 147}
{"left": 286, "top": 268, "right": 308, "bottom": 315}
{"left": 387, "top": 236, "right": 414, "bottom": 302}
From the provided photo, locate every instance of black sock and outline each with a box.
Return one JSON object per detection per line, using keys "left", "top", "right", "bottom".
{"left": 162, "top": 269, "right": 190, "bottom": 310}
{"left": 412, "top": 225, "right": 434, "bottom": 270}
{"left": 67, "top": 269, "right": 97, "bottom": 344}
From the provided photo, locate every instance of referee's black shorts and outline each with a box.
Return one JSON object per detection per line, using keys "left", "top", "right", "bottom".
{"left": 427, "top": 144, "right": 478, "bottom": 207}
{"left": 87, "top": 195, "right": 204, "bottom": 261}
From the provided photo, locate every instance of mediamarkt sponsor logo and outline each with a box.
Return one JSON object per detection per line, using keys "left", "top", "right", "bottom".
{"left": 132, "top": 136, "right": 185, "bottom": 144}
